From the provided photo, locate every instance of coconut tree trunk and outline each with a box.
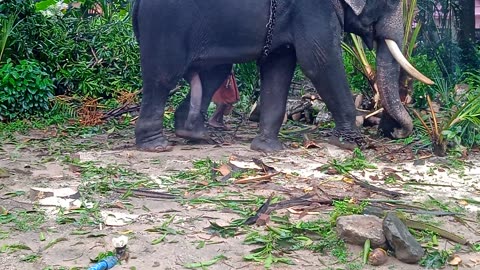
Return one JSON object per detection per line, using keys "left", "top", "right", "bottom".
{"left": 457, "top": 0, "right": 479, "bottom": 70}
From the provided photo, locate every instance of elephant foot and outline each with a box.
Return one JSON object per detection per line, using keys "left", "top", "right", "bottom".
{"left": 251, "top": 136, "right": 284, "bottom": 152}
{"left": 208, "top": 119, "right": 230, "bottom": 130}
{"left": 175, "top": 128, "right": 210, "bottom": 141}
{"left": 378, "top": 113, "right": 412, "bottom": 139}
{"left": 327, "top": 128, "right": 366, "bottom": 150}
{"left": 326, "top": 136, "right": 359, "bottom": 151}
{"left": 136, "top": 136, "right": 173, "bottom": 152}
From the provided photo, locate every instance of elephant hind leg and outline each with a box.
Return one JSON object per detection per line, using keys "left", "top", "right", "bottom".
{"left": 135, "top": 73, "right": 180, "bottom": 152}
{"left": 184, "top": 72, "right": 203, "bottom": 131}
{"left": 251, "top": 48, "right": 296, "bottom": 152}
{"left": 175, "top": 64, "right": 233, "bottom": 140}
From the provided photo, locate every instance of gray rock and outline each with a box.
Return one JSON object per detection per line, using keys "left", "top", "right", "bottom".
{"left": 383, "top": 212, "right": 425, "bottom": 263}
{"left": 336, "top": 214, "right": 386, "bottom": 248}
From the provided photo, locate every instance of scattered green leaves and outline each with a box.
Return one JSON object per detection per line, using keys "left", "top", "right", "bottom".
{"left": 322, "top": 148, "right": 376, "bottom": 175}
{"left": 0, "top": 209, "right": 46, "bottom": 231}
{"left": 0, "top": 243, "right": 32, "bottom": 253}
{"left": 184, "top": 254, "right": 227, "bottom": 269}
{"left": 146, "top": 215, "right": 182, "bottom": 245}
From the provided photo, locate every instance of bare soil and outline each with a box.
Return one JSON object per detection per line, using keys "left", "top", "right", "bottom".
{"left": 0, "top": 122, "right": 479, "bottom": 270}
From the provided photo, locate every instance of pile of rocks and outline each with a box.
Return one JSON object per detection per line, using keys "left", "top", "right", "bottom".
{"left": 336, "top": 212, "right": 425, "bottom": 266}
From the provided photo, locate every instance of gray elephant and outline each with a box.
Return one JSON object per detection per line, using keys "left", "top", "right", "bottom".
{"left": 132, "top": 0, "right": 432, "bottom": 152}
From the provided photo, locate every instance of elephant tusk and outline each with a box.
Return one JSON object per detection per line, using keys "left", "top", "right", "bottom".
{"left": 384, "top": 39, "right": 434, "bottom": 85}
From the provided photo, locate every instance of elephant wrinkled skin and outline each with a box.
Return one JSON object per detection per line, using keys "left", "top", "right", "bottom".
{"left": 132, "top": 0, "right": 432, "bottom": 152}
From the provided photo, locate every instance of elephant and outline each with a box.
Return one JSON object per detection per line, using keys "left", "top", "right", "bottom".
{"left": 132, "top": 0, "right": 433, "bottom": 152}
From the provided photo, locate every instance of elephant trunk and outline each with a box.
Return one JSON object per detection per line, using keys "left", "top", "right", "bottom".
{"left": 376, "top": 39, "right": 413, "bottom": 138}
{"left": 374, "top": 3, "right": 427, "bottom": 139}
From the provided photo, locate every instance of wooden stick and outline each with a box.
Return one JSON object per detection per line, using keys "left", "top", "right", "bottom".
{"left": 233, "top": 172, "right": 280, "bottom": 184}
{"left": 365, "top": 108, "right": 384, "bottom": 119}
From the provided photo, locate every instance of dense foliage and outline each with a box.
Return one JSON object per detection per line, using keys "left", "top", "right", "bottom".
{"left": 11, "top": 14, "right": 140, "bottom": 98}
{"left": 0, "top": 0, "right": 140, "bottom": 120}
{"left": 0, "top": 59, "right": 54, "bottom": 121}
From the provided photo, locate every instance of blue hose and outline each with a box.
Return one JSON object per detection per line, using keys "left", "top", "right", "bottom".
{"left": 88, "top": 256, "right": 119, "bottom": 270}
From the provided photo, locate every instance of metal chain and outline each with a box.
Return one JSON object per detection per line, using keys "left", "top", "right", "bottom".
{"left": 262, "top": 0, "right": 278, "bottom": 59}
{"left": 332, "top": 128, "right": 366, "bottom": 146}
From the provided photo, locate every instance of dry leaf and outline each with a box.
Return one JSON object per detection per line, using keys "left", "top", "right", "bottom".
{"left": 255, "top": 213, "right": 270, "bottom": 226}
{"left": 458, "top": 200, "right": 469, "bottom": 206}
{"left": 325, "top": 168, "right": 339, "bottom": 175}
{"left": 69, "top": 165, "right": 82, "bottom": 173}
{"left": 291, "top": 142, "right": 300, "bottom": 148}
{"left": 449, "top": 254, "right": 462, "bottom": 266}
{"left": 115, "top": 201, "right": 126, "bottom": 209}
{"left": 216, "top": 164, "right": 231, "bottom": 176}
{"left": 303, "top": 140, "right": 322, "bottom": 149}
{"left": 252, "top": 158, "right": 277, "bottom": 174}
{"left": 303, "top": 187, "right": 313, "bottom": 192}
{"left": 342, "top": 177, "right": 354, "bottom": 184}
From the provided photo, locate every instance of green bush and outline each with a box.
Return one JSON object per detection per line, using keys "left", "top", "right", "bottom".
{"left": 343, "top": 53, "right": 371, "bottom": 96}
{"left": 234, "top": 62, "right": 260, "bottom": 112}
{"left": 0, "top": 59, "right": 54, "bottom": 121}
{"left": 410, "top": 54, "right": 442, "bottom": 108}
{"left": 8, "top": 2, "right": 140, "bottom": 99}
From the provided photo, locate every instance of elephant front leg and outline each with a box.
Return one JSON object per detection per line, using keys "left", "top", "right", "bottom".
{"left": 296, "top": 41, "right": 364, "bottom": 150}
{"left": 251, "top": 49, "right": 296, "bottom": 152}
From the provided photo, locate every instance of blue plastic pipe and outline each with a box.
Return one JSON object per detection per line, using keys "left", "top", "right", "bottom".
{"left": 88, "top": 256, "right": 119, "bottom": 270}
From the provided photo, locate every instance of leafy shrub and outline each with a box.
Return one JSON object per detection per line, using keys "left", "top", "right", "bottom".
{"left": 410, "top": 54, "right": 442, "bottom": 108}
{"left": 234, "top": 62, "right": 260, "bottom": 112}
{"left": 8, "top": 2, "right": 141, "bottom": 99}
{"left": 343, "top": 52, "right": 372, "bottom": 95}
{"left": 0, "top": 59, "right": 54, "bottom": 121}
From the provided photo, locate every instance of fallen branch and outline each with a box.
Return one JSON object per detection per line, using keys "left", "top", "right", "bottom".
{"left": 404, "top": 219, "right": 472, "bottom": 248}
{"left": 233, "top": 172, "right": 280, "bottom": 184}
{"left": 365, "top": 108, "right": 384, "bottom": 119}
{"left": 114, "top": 188, "right": 177, "bottom": 199}
{"left": 347, "top": 172, "right": 403, "bottom": 198}
{"left": 269, "top": 193, "right": 343, "bottom": 213}
{"left": 363, "top": 205, "right": 460, "bottom": 217}
{"left": 102, "top": 103, "right": 140, "bottom": 120}
{"left": 363, "top": 207, "right": 472, "bottom": 248}
{"left": 101, "top": 85, "right": 183, "bottom": 121}
{"left": 244, "top": 194, "right": 273, "bottom": 225}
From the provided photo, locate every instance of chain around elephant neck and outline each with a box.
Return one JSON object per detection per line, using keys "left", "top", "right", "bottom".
{"left": 261, "top": 0, "right": 277, "bottom": 59}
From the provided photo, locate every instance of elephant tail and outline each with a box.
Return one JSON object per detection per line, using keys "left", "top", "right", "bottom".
{"left": 132, "top": 0, "right": 141, "bottom": 40}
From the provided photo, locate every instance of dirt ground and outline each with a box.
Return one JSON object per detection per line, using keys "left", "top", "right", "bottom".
{"left": 1, "top": 121, "right": 480, "bottom": 270}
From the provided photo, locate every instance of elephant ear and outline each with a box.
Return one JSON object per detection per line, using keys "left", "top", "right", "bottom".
{"left": 343, "top": 0, "right": 367, "bottom": 16}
